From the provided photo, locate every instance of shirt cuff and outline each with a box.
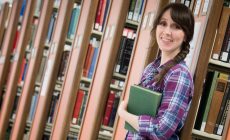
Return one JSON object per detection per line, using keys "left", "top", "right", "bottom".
{"left": 138, "top": 115, "right": 152, "bottom": 135}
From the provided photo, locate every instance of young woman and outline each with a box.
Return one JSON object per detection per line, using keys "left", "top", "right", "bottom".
{"left": 118, "top": 3, "right": 195, "bottom": 140}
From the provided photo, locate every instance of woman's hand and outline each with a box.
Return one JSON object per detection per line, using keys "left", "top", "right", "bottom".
{"left": 118, "top": 100, "right": 128, "bottom": 117}
{"left": 118, "top": 100, "right": 139, "bottom": 131}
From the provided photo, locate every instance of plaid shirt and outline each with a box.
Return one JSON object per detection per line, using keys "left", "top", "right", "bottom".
{"left": 126, "top": 58, "right": 194, "bottom": 140}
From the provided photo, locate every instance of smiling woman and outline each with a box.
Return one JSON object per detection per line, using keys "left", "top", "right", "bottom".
{"left": 118, "top": 3, "right": 195, "bottom": 140}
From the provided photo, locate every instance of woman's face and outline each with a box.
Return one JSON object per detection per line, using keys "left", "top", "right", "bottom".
{"left": 156, "top": 9, "right": 185, "bottom": 57}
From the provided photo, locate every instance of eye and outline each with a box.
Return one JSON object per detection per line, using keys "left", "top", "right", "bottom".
{"left": 171, "top": 23, "right": 182, "bottom": 30}
{"left": 158, "top": 20, "right": 167, "bottom": 26}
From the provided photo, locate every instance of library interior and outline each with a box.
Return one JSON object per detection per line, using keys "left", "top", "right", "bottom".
{"left": 0, "top": 0, "right": 230, "bottom": 140}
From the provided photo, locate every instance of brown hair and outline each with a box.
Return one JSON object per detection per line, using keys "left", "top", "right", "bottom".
{"left": 152, "top": 3, "right": 195, "bottom": 84}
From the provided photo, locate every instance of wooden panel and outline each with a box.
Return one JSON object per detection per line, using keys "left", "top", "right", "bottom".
{"left": 78, "top": 0, "right": 130, "bottom": 139}
{"left": 50, "top": 0, "right": 99, "bottom": 139}
{"left": 180, "top": 0, "right": 224, "bottom": 139}
{"left": 0, "top": 0, "right": 34, "bottom": 139}
{"left": 0, "top": 2, "right": 9, "bottom": 47}
{"left": 29, "top": 1, "right": 74, "bottom": 139}
{"left": 0, "top": 0, "right": 23, "bottom": 107}
{"left": 10, "top": 0, "right": 54, "bottom": 139}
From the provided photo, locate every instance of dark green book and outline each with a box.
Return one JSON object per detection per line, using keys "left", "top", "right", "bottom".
{"left": 125, "top": 85, "right": 162, "bottom": 132}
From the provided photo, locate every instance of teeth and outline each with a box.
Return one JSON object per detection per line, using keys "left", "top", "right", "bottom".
{"left": 161, "top": 37, "right": 172, "bottom": 42}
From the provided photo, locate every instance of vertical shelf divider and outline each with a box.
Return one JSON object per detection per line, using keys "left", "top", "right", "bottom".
{"left": 50, "top": 0, "right": 99, "bottom": 139}
{"left": 78, "top": 0, "right": 130, "bottom": 139}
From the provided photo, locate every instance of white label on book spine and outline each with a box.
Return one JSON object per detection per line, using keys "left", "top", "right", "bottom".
{"left": 141, "top": 14, "right": 148, "bottom": 29}
{"left": 13, "top": 52, "right": 19, "bottom": 61}
{"left": 72, "top": 118, "right": 77, "bottom": 124}
{"left": 128, "top": 12, "right": 133, "bottom": 20}
{"left": 202, "top": 0, "right": 210, "bottom": 14}
{"left": 0, "top": 56, "right": 5, "bottom": 64}
{"left": 212, "top": 54, "right": 219, "bottom": 60}
{"left": 40, "top": 59, "right": 54, "bottom": 96}
{"left": 148, "top": 12, "right": 155, "bottom": 28}
{"left": 220, "top": 52, "right": 228, "bottom": 61}
{"left": 217, "top": 125, "right": 223, "bottom": 135}
{"left": 194, "top": 0, "right": 201, "bottom": 16}
{"left": 185, "top": 1, "right": 190, "bottom": 7}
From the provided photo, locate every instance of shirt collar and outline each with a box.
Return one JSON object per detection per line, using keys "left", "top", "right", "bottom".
{"left": 154, "top": 57, "right": 174, "bottom": 73}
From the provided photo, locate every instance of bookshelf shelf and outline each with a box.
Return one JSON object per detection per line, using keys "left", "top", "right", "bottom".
{"left": 113, "top": 72, "right": 126, "bottom": 80}
{"left": 192, "top": 129, "right": 222, "bottom": 140}
{"left": 65, "top": 38, "right": 73, "bottom": 45}
{"left": 110, "top": 84, "right": 123, "bottom": 91}
{"left": 101, "top": 125, "right": 113, "bottom": 132}
{"left": 126, "top": 19, "right": 139, "bottom": 27}
{"left": 209, "top": 59, "right": 230, "bottom": 69}
{"left": 92, "top": 29, "right": 103, "bottom": 36}
{"left": 81, "top": 76, "right": 92, "bottom": 83}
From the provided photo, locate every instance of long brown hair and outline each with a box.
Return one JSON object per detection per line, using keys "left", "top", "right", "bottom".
{"left": 152, "top": 3, "right": 195, "bottom": 84}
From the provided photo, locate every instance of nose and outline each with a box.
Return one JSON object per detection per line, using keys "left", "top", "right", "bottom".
{"left": 163, "top": 27, "right": 172, "bottom": 36}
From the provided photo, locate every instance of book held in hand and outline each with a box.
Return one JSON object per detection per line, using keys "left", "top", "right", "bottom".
{"left": 125, "top": 85, "right": 162, "bottom": 132}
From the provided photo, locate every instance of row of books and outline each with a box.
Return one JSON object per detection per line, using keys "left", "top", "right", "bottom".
{"left": 194, "top": 70, "right": 230, "bottom": 136}
{"left": 94, "top": 0, "right": 110, "bottom": 32}
{"left": 41, "top": 2, "right": 81, "bottom": 43}
{"left": 115, "top": 28, "right": 136, "bottom": 75}
{"left": 127, "top": 0, "right": 144, "bottom": 23}
{"left": 102, "top": 90, "right": 121, "bottom": 127}
{"left": 82, "top": 38, "right": 100, "bottom": 79}
{"left": 71, "top": 89, "right": 88, "bottom": 126}
{"left": 211, "top": 7, "right": 230, "bottom": 63}
{"left": 57, "top": 44, "right": 72, "bottom": 82}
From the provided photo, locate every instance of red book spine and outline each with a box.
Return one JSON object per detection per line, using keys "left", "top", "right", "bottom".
{"left": 72, "top": 90, "right": 85, "bottom": 124}
{"left": 94, "top": 0, "right": 104, "bottom": 29}
{"left": 18, "top": 58, "right": 26, "bottom": 84}
{"left": 83, "top": 43, "right": 93, "bottom": 77}
{"left": 102, "top": 91, "right": 115, "bottom": 126}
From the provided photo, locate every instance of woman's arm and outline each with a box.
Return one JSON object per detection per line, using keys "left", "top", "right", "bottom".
{"left": 118, "top": 100, "right": 139, "bottom": 131}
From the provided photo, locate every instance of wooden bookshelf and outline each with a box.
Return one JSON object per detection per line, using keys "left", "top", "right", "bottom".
{"left": 0, "top": 0, "right": 36, "bottom": 139}
{"left": 0, "top": 0, "right": 23, "bottom": 109}
{"left": 9, "top": 1, "right": 54, "bottom": 139}
{"left": 29, "top": 1, "right": 75, "bottom": 139}
{"left": 0, "top": 2, "right": 9, "bottom": 48}
{"left": 50, "top": 0, "right": 100, "bottom": 139}
{"left": 181, "top": 0, "right": 226, "bottom": 140}
{"left": 1, "top": 0, "right": 230, "bottom": 139}
{"left": 79, "top": 0, "right": 130, "bottom": 139}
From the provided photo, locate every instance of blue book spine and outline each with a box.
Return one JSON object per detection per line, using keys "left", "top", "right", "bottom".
{"left": 21, "top": 61, "right": 28, "bottom": 81}
{"left": 28, "top": 95, "right": 36, "bottom": 121}
{"left": 20, "top": 0, "right": 27, "bottom": 17}
{"left": 70, "top": 6, "right": 81, "bottom": 39}
{"left": 67, "top": 6, "right": 77, "bottom": 39}
{"left": 88, "top": 47, "right": 99, "bottom": 79}
{"left": 138, "top": 0, "right": 144, "bottom": 22}
{"left": 101, "top": 0, "right": 110, "bottom": 32}
{"left": 46, "top": 12, "right": 57, "bottom": 43}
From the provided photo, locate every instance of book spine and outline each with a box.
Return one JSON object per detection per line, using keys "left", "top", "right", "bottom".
{"left": 127, "top": 0, "right": 137, "bottom": 20}
{"left": 204, "top": 78, "right": 228, "bottom": 133}
{"left": 102, "top": 91, "right": 115, "bottom": 126}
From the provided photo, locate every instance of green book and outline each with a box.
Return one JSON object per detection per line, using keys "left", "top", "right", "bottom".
{"left": 125, "top": 85, "right": 162, "bottom": 132}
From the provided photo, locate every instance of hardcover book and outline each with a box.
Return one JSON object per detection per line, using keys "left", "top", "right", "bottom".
{"left": 125, "top": 85, "right": 162, "bottom": 132}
